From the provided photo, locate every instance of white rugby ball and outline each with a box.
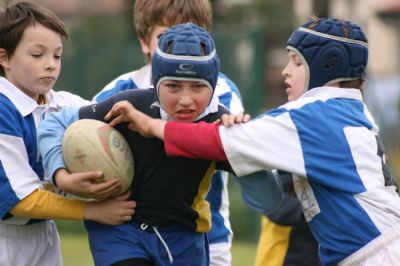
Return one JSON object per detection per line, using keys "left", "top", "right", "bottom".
{"left": 62, "top": 119, "right": 134, "bottom": 198}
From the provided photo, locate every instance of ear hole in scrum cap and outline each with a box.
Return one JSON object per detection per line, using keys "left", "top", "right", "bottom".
{"left": 287, "top": 18, "right": 368, "bottom": 91}
{"left": 151, "top": 22, "right": 220, "bottom": 101}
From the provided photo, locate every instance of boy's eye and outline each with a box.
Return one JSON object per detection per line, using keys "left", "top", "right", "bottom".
{"left": 166, "top": 83, "right": 179, "bottom": 89}
{"left": 194, "top": 84, "right": 208, "bottom": 90}
{"left": 31, "top": 53, "right": 42, "bottom": 58}
{"left": 54, "top": 55, "right": 62, "bottom": 60}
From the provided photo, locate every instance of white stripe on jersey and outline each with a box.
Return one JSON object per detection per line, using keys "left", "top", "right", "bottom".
{"left": 0, "top": 134, "right": 41, "bottom": 199}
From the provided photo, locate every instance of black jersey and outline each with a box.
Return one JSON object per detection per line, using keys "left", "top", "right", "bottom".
{"left": 80, "top": 89, "right": 229, "bottom": 232}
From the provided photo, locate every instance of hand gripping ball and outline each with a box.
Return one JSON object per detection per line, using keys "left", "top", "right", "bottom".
{"left": 62, "top": 119, "right": 134, "bottom": 198}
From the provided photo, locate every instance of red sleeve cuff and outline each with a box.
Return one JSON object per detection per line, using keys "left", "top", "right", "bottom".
{"left": 164, "top": 121, "right": 227, "bottom": 161}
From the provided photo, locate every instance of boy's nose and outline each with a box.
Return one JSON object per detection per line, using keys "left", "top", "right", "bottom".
{"left": 178, "top": 94, "right": 194, "bottom": 105}
{"left": 282, "top": 64, "right": 289, "bottom": 77}
{"left": 45, "top": 58, "right": 57, "bottom": 71}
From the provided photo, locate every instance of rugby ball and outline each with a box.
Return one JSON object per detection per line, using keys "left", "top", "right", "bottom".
{"left": 62, "top": 119, "right": 134, "bottom": 198}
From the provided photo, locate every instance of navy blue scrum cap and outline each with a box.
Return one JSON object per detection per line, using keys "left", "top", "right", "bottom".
{"left": 287, "top": 18, "right": 368, "bottom": 91}
{"left": 151, "top": 22, "right": 220, "bottom": 100}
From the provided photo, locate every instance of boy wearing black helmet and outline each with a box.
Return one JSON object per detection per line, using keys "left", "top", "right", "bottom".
{"left": 38, "top": 23, "right": 281, "bottom": 266}
{"left": 107, "top": 18, "right": 400, "bottom": 265}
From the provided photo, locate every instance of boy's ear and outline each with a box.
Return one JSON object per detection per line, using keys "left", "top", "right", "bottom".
{"left": 138, "top": 37, "right": 151, "bottom": 55}
{"left": 0, "top": 49, "right": 10, "bottom": 69}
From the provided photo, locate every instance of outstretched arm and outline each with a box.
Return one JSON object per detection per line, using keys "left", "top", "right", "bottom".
{"left": 105, "top": 100, "right": 167, "bottom": 139}
{"left": 105, "top": 100, "right": 228, "bottom": 161}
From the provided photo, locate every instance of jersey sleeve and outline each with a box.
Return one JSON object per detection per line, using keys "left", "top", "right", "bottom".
{"left": 10, "top": 189, "right": 85, "bottom": 220}
{"left": 220, "top": 112, "right": 306, "bottom": 177}
{"left": 266, "top": 192, "right": 305, "bottom": 226}
{"left": 165, "top": 111, "right": 306, "bottom": 178}
{"left": 38, "top": 107, "right": 80, "bottom": 183}
{"left": 0, "top": 108, "right": 42, "bottom": 219}
{"left": 164, "top": 121, "right": 227, "bottom": 161}
{"left": 234, "top": 171, "right": 283, "bottom": 215}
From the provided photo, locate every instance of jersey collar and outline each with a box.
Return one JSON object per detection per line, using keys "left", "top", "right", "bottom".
{"left": 0, "top": 77, "right": 39, "bottom": 117}
{"left": 300, "top": 86, "right": 363, "bottom": 101}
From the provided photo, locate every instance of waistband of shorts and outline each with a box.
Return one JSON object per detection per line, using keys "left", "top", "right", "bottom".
{"left": 338, "top": 223, "right": 400, "bottom": 266}
{"left": 0, "top": 220, "right": 51, "bottom": 238}
{"left": 131, "top": 219, "right": 191, "bottom": 233}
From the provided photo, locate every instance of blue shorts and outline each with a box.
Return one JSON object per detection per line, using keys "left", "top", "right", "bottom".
{"left": 85, "top": 220, "right": 209, "bottom": 266}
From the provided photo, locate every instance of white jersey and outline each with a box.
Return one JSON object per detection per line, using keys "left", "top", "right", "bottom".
{"left": 220, "top": 86, "right": 400, "bottom": 265}
{"left": 0, "top": 77, "right": 89, "bottom": 225}
{"left": 93, "top": 64, "right": 244, "bottom": 247}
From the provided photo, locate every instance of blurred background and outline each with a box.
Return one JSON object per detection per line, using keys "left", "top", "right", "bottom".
{"left": 11, "top": 0, "right": 400, "bottom": 265}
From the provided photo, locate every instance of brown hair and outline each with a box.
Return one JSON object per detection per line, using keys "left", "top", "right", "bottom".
{"left": 339, "top": 77, "right": 365, "bottom": 92}
{"left": 0, "top": 1, "right": 68, "bottom": 76}
{"left": 134, "top": 0, "right": 212, "bottom": 60}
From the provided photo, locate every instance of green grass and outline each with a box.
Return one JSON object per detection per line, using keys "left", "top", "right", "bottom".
{"left": 60, "top": 232, "right": 257, "bottom": 266}
{"left": 232, "top": 240, "right": 257, "bottom": 266}
{"left": 60, "top": 233, "right": 93, "bottom": 266}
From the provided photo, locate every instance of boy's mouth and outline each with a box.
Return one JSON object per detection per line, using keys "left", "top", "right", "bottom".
{"left": 284, "top": 81, "right": 291, "bottom": 94}
{"left": 178, "top": 110, "right": 194, "bottom": 114}
{"left": 175, "top": 109, "right": 196, "bottom": 121}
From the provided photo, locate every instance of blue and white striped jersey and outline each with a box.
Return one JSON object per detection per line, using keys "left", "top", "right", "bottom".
{"left": 0, "top": 77, "right": 89, "bottom": 225}
{"left": 93, "top": 64, "right": 244, "bottom": 244}
{"left": 220, "top": 86, "right": 400, "bottom": 264}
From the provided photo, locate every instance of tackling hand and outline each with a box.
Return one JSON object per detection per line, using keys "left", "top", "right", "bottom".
{"left": 105, "top": 100, "right": 153, "bottom": 137}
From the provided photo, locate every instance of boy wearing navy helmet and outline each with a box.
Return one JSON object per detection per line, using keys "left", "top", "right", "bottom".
{"left": 108, "top": 18, "right": 400, "bottom": 265}
{"left": 39, "top": 23, "right": 282, "bottom": 266}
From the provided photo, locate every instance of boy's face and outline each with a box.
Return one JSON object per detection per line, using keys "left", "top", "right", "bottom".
{"left": 282, "top": 50, "right": 307, "bottom": 102}
{"left": 158, "top": 79, "right": 211, "bottom": 123}
{"left": 0, "top": 23, "right": 62, "bottom": 101}
{"left": 139, "top": 25, "right": 170, "bottom": 59}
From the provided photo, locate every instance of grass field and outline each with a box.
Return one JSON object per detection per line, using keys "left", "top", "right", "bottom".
{"left": 60, "top": 233, "right": 257, "bottom": 266}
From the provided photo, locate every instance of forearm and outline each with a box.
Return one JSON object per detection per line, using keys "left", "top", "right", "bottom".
{"left": 164, "top": 121, "right": 227, "bottom": 161}
{"left": 38, "top": 108, "right": 80, "bottom": 182}
{"left": 10, "top": 189, "right": 85, "bottom": 220}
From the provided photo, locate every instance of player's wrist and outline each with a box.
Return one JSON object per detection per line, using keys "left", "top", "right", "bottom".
{"left": 149, "top": 119, "right": 166, "bottom": 139}
{"left": 83, "top": 202, "right": 96, "bottom": 221}
{"left": 54, "top": 168, "right": 69, "bottom": 189}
